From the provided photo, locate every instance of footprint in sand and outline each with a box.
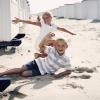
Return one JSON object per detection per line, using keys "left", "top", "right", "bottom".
{"left": 70, "top": 67, "right": 96, "bottom": 79}
{"left": 70, "top": 74, "right": 91, "bottom": 79}
{"left": 73, "top": 67, "right": 97, "bottom": 73}
{"left": 96, "top": 65, "right": 100, "bottom": 68}
{"left": 60, "top": 82, "right": 84, "bottom": 90}
{"left": 66, "top": 83, "right": 84, "bottom": 89}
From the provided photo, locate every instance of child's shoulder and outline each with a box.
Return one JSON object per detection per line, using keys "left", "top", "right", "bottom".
{"left": 63, "top": 54, "right": 70, "bottom": 61}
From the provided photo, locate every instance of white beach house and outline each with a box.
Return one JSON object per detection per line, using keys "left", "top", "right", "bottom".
{"left": 0, "top": 0, "right": 30, "bottom": 42}
{"left": 51, "top": 8, "right": 58, "bottom": 17}
{"left": 82, "top": 0, "right": 98, "bottom": 19}
{"left": 97, "top": 0, "right": 100, "bottom": 20}
{"left": 64, "top": 4, "right": 75, "bottom": 19}
{"left": 51, "top": 0, "right": 100, "bottom": 20}
{"left": 57, "top": 6, "right": 65, "bottom": 18}
{"left": 74, "top": 3, "right": 83, "bottom": 19}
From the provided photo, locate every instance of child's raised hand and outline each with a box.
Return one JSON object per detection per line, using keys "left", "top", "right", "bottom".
{"left": 12, "top": 17, "right": 21, "bottom": 24}
{"left": 50, "top": 33, "right": 55, "bottom": 37}
{"left": 49, "top": 32, "right": 55, "bottom": 37}
{"left": 45, "top": 32, "right": 55, "bottom": 39}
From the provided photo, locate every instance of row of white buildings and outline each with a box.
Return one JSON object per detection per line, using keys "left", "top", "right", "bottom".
{"left": 51, "top": 0, "right": 100, "bottom": 20}
{"left": 0, "top": 0, "right": 30, "bottom": 41}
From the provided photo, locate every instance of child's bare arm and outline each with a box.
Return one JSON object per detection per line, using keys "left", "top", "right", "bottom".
{"left": 39, "top": 32, "right": 56, "bottom": 53}
{"left": 39, "top": 39, "right": 47, "bottom": 53}
{"left": 12, "top": 17, "right": 41, "bottom": 26}
{"left": 54, "top": 70, "right": 71, "bottom": 78}
{"left": 57, "top": 27, "right": 76, "bottom": 35}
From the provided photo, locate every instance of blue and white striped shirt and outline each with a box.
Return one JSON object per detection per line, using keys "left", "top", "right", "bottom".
{"left": 35, "top": 46, "right": 71, "bottom": 75}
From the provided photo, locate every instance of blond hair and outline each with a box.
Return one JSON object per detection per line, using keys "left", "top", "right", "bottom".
{"left": 42, "top": 12, "right": 52, "bottom": 19}
{"left": 56, "top": 39, "right": 68, "bottom": 47}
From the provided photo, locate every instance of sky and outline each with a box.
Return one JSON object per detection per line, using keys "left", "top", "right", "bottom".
{"left": 28, "top": 0, "right": 83, "bottom": 14}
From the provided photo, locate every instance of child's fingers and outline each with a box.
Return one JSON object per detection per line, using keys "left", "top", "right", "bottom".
{"left": 48, "top": 33, "right": 55, "bottom": 38}
{"left": 12, "top": 20, "right": 18, "bottom": 24}
{"left": 51, "top": 33, "right": 55, "bottom": 36}
{"left": 12, "top": 20, "right": 17, "bottom": 23}
{"left": 12, "top": 17, "right": 20, "bottom": 23}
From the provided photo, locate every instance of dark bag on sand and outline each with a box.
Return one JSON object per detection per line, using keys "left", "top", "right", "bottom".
{"left": 0, "top": 78, "right": 11, "bottom": 92}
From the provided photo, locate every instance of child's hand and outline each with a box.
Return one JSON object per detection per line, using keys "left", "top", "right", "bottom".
{"left": 12, "top": 17, "right": 21, "bottom": 24}
{"left": 47, "top": 32, "right": 55, "bottom": 38}
{"left": 50, "top": 33, "right": 55, "bottom": 37}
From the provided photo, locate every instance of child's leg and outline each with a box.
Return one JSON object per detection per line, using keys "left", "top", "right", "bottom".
{"left": 21, "top": 60, "right": 41, "bottom": 77}
{"left": 0, "top": 68, "right": 21, "bottom": 76}
{"left": 34, "top": 40, "right": 55, "bottom": 59}
{"left": 21, "top": 70, "right": 33, "bottom": 77}
{"left": 34, "top": 33, "right": 55, "bottom": 58}
{"left": 0, "top": 65, "right": 28, "bottom": 76}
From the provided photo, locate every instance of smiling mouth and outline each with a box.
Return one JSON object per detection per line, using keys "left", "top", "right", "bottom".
{"left": 58, "top": 50, "right": 63, "bottom": 52}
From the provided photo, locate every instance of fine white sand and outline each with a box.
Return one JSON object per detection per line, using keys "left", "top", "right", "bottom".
{"left": 0, "top": 17, "right": 100, "bottom": 100}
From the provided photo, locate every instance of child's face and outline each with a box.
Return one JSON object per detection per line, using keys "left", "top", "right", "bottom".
{"left": 55, "top": 41, "right": 68, "bottom": 55}
{"left": 43, "top": 15, "right": 52, "bottom": 24}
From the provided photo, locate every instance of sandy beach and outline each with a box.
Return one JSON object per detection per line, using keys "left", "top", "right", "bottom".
{"left": 0, "top": 17, "right": 100, "bottom": 100}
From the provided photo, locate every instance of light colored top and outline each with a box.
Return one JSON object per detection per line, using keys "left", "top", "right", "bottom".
{"left": 35, "top": 46, "right": 71, "bottom": 75}
{"left": 35, "top": 21, "right": 57, "bottom": 49}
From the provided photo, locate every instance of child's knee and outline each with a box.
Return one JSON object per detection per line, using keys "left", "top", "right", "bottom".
{"left": 21, "top": 71, "right": 32, "bottom": 77}
{"left": 21, "top": 65, "right": 27, "bottom": 71}
{"left": 21, "top": 72, "right": 28, "bottom": 77}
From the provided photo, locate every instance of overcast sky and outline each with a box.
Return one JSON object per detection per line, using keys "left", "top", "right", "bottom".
{"left": 28, "top": 0, "right": 82, "bottom": 14}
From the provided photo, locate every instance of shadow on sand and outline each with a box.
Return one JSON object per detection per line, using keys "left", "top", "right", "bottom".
{"left": 0, "top": 47, "right": 16, "bottom": 56}
{"left": 1, "top": 66, "right": 99, "bottom": 100}
{"left": 0, "top": 75, "right": 54, "bottom": 100}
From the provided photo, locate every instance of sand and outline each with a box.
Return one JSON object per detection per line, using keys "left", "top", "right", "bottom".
{"left": 0, "top": 17, "right": 100, "bottom": 100}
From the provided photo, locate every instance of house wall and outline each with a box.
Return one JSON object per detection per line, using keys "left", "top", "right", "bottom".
{"left": 10, "top": 0, "right": 19, "bottom": 39}
{"left": 53, "top": 8, "right": 58, "bottom": 17}
{"left": 82, "top": 0, "right": 98, "bottom": 19}
{"left": 57, "top": 6, "right": 65, "bottom": 18}
{"left": 64, "top": 4, "right": 75, "bottom": 19}
{"left": 0, "top": 0, "right": 30, "bottom": 41}
{"left": 50, "top": 0, "right": 99, "bottom": 20}
{"left": 74, "top": 3, "right": 83, "bottom": 19}
{"left": 0, "top": 0, "right": 11, "bottom": 41}
{"left": 97, "top": 0, "right": 100, "bottom": 20}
